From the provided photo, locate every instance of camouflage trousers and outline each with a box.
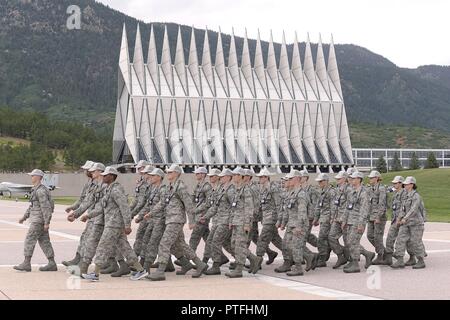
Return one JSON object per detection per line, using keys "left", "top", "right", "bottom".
{"left": 81, "top": 224, "right": 104, "bottom": 264}
{"left": 24, "top": 223, "right": 55, "bottom": 259}
{"left": 256, "top": 224, "right": 283, "bottom": 257}
{"left": 76, "top": 220, "right": 94, "bottom": 257}
{"left": 157, "top": 223, "right": 197, "bottom": 265}
{"left": 394, "top": 224, "right": 425, "bottom": 259}
{"left": 346, "top": 224, "right": 366, "bottom": 261}
{"left": 285, "top": 225, "right": 308, "bottom": 264}
{"left": 189, "top": 219, "right": 210, "bottom": 255}
{"left": 367, "top": 218, "right": 387, "bottom": 254}
{"left": 94, "top": 227, "right": 138, "bottom": 268}
{"left": 133, "top": 219, "right": 150, "bottom": 257}
{"left": 207, "top": 224, "right": 233, "bottom": 263}
{"left": 231, "top": 225, "right": 256, "bottom": 265}
{"left": 328, "top": 221, "right": 349, "bottom": 256}
{"left": 246, "top": 220, "right": 260, "bottom": 247}
{"left": 307, "top": 220, "right": 318, "bottom": 247}
{"left": 143, "top": 218, "right": 166, "bottom": 264}
{"left": 317, "top": 220, "right": 332, "bottom": 259}
{"left": 385, "top": 222, "right": 414, "bottom": 255}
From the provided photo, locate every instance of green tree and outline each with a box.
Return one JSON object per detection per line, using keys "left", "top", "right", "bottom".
{"left": 391, "top": 152, "right": 403, "bottom": 171}
{"left": 409, "top": 152, "right": 421, "bottom": 170}
{"left": 376, "top": 156, "right": 387, "bottom": 173}
{"left": 425, "top": 152, "right": 440, "bottom": 169}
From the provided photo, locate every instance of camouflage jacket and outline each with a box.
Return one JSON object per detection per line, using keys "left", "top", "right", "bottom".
{"left": 331, "top": 183, "right": 351, "bottom": 223}
{"left": 230, "top": 184, "right": 254, "bottom": 227}
{"left": 67, "top": 179, "right": 95, "bottom": 211}
{"left": 129, "top": 176, "right": 150, "bottom": 217}
{"left": 314, "top": 186, "right": 336, "bottom": 223}
{"left": 277, "top": 188, "right": 291, "bottom": 226}
{"left": 285, "top": 187, "right": 310, "bottom": 229}
{"left": 391, "top": 188, "right": 407, "bottom": 222}
{"left": 303, "top": 184, "right": 320, "bottom": 220}
{"left": 22, "top": 184, "right": 53, "bottom": 225}
{"left": 73, "top": 180, "right": 107, "bottom": 225}
{"left": 402, "top": 190, "right": 426, "bottom": 226}
{"left": 343, "top": 186, "right": 370, "bottom": 226}
{"left": 258, "top": 182, "right": 281, "bottom": 225}
{"left": 139, "top": 184, "right": 167, "bottom": 220}
{"left": 192, "top": 179, "right": 213, "bottom": 220}
{"left": 152, "top": 178, "right": 194, "bottom": 225}
{"left": 204, "top": 183, "right": 235, "bottom": 226}
{"left": 248, "top": 181, "right": 261, "bottom": 221}
{"left": 368, "top": 183, "right": 387, "bottom": 221}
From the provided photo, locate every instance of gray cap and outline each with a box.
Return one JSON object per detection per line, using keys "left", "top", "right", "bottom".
{"left": 207, "top": 168, "right": 222, "bottom": 176}
{"left": 256, "top": 167, "right": 273, "bottom": 177}
{"left": 351, "top": 171, "right": 364, "bottom": 179}
{"left": 135, "top": 160, "right": 149, "bottom": 169}
{"left": 88, "top": 162, "right": 106, "bottom": 172}
{"left": 286, "top": 169, "right": 302, "bottom": 179}
{"left": 346, "top": 167, "right": 357, "bottom": 176}
{"left": 219, "top": 168, "right": 234, "bottom": 177}
{"left": 368, "top": 170, "right": 381, "bottom": 179}
{"left": 300, "top": 169, "right": 309, "bottom": 177}
{"left": 392, "top": 176, "right": 405, "bottom": 184}
{"left": 81, "top": 160, "right": 95, "bottom": 170}
{"left": 334, "top": 171, "right": 347, "bottom": 180}
{"left": 315, "top": 173, "right": 330, "bottom": 182}
{"left": 166, "top": 164, "right": 183, "bottom": 174}
{"left": 28, "top": 169, "right": 45, "bottom": 177}
{"left": 194, "top": 166, "right": 208, "bottom": 174}
{"left": 149, "top": 168, "right": 165, "bottom": 178}
{"left": 403, "top": 176, "right": 417, "bottom": 185}
{"left": 141, "top": 165, "right": 155, "bottom": 174}
{"left": 232, "top": 167, "right": 245, "bottom": 176}
{"left": 101, "top": 166, "right": 119, "bottom": 176}
{"left": 243, "top": 169, "right": 254, "bottom": 177}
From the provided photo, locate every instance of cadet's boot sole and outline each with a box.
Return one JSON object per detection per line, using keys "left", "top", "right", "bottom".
{"left": 343, "top": 269, "right": 360, "bottom": 273}
{"left": 412, "top": 264, "right": 425, "bottom": 269}
{"left": 148, "top": 277, "right": 166, "bottom": 281}
{"left": 14, "top": 268, "right": 31, "bottom": 272}
{"left": 287, "top": 272, "right": 304, "bottom": 276}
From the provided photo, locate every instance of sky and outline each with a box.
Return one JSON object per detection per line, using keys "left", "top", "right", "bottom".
{"left": 97, "top": 0, "right": 449, "bottom": 68}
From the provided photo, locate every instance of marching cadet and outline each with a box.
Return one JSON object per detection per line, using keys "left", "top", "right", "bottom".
{"left": 255, "top": 167, "right": 283, "bottom": 268}
{"left": 284, "top": 170, "right": 311, "bottom": 276}
{"left": 203, "top": 168, "right": 235, "bottom": 275}
{"left": 391, "top": 177, "right": 426, "bottom": 269}
{"left": 146, "top": 164, "right": 207, "bottom": 281}
{"left": 342, "top": 171, "right": 372, "bottom": 273}
{"left": 81, "top": 166, "right": 146, "bottom": 281}
{"left": 312, "top": 173, "right": 335, "bottom": 267}
{"left": 63, "top": 160, "right": 95, "bottom": 267}
{"left": 366, "top": 171, "right": 388, "bottom": 265}
{"left": 14, "top": 169, "right": 57, "bottom": 272}
{"left": 328, "top": 171, "right": 351, "bottom": 269}
{"left": 243, "top": 169, "right": 261, "bottom": 252}
{"left": 130, "top": 160, "right": 152, "bottom": 258}
{"left": 225, "top": 167, "right": 262, "bottom": 278}
{"left": 300, "top": 170, "right": 319, "bottom": 250}
{"left": 189, "top": 166, "right": 212, "bottom": 262}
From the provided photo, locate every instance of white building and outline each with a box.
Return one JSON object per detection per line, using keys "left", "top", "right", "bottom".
{"left": 113, "top": 24, "right": 353, "bottom": 169}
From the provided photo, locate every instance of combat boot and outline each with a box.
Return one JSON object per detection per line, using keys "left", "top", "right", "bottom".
{"left": 391, "top": 257, "right": 405, "bottom": 269}
{"left": 148, "top": 263, "right": 166, "bottom": 281}
{"left": 362, "top": 249, "right": 375, "bottom": 269}
{"left": 174, "top": 259, "right": 182, "bottom": 267}
{"left": 333, "top": 253, "right": 348, "bottom": 269}
{"left": 383, "top": 253, "right": 393, "bottom": 266}
{"left": 79, "top": 261, "right": 89, "bottom": 275}
{"left": 305, "top": 253, "right": 318, "bottom": 272}
{"left": 225, "top": 264, "right": 243, "bottom": 278}
{"left": 286, "top": 263, "right": 304, "bottom": 276}
{"left": 274, "top": 260, "right": 293, "bottom": 273}
{"left": 343, "top": 259, "right": 353, "bottom": 271}
{"left": 111, "top": 260, "right": 131, "bottom": 277}
{"left": 205, "top": 262, "right": 221, "bottom": 275}
{"left": 100, "top": 258, "right": 119, "bottom": 274}
{"left": 266, "top": 251, "right": 278, "bottom": 265}
{"left": 13, "top": 256, "right": 32, "bottom": 272}
{"left": 249, "top": 255, "right": 263, "bottom": 274}
{"left": 316, "top": 256, "right": 327, "bottom": 268}
{"left": 62, "top": 252, "right": 80, "bottom": 267}
{"left": 412, "top": 257, "right": 426, "bottom": 269}
{"left": 372, "top": 253, "right": 385, "bottom": 265}
{"left": 176, "top": 257, "right": 194, "bottom": 275}
{"left": 405, "top": 255, "right": 417, "bottom": 266}
{"left": 343, "top": 260, "right": 360, "bottom": 273}
{"left": 150, "top": 262, "right": 159, "bottom": 268}
{"left": 219, "top": 256, "right": 229, "bottom": 267}
{"left": 39, "top": 258, "right": 57, "bottom": 272}
{"left": 229, "top": 261, "right": 236, "bottom": 270}
{"left": 343, "top": 248, "right": 351, "bottom": 262}
{"left": 192, "top": 257, "right": 208, "bottom": 278}
{"left": 165, "top": 258, "right": 175, "bottom": 272}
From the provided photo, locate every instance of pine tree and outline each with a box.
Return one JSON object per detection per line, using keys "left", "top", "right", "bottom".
{"left": 376, "top": 156, "right": 387, "bottom": 173}
{"left": 425, "top": 152, "right": 439, "bottom": 169}
{"left": 409, "top": 152, "right": 421, "bottom": 170}
{"left": 391, "top": 152, "right": 403, "bottom": 171}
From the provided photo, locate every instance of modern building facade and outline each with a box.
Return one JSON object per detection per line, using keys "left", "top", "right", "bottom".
{"left": 113, "top": 24, "right": 354, "bottom": 169}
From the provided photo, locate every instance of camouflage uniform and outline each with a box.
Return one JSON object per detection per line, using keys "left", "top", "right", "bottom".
{"left": 21, "top": 184, "right": 55, "bottom": 259}
{"left": 304, "top": 184, "right": 319, "bottom": 248}
{"left": 130, "top": 177, "right": 151, "bottom": 256}
{"left": 256, "top": 182, "right": 283, "bottom": 257}
{"left": 342, "top": 186, "right": 370, "bottom": 261}
{"left": 314, "top": 185, "right": 336, "bottom": 262}
{"left": 367, "top": 183, "right": 387, "bottom": 255}
{"left": 277, "top": 187, "right": 292, "bottom": 260}
{"left": 328, "top": 183, "right": 351, "bottom": 257}
{"left": 246, "top": 181, "right": 261, "bottom": 249}
{"left": 190, "top": 179, "right": 212, "bottom": 255}
{"left": 140, "top": 184, "right": 167, "bottom": 264}
{"left": 385, "top": 188, "right": 411, "bottom": 255}
{"left": 394, "top": 190, "right": 426, "bottom": 259}
{"left": 203, "top": 183, "right": 235, "bottom": 263}
{"left": 91, "top": 181, "right": 138, "bottom": 268}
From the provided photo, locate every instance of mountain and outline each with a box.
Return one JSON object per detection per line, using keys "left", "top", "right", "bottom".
{"left": 1, "top": 0, "right": 450, "bottom": 147}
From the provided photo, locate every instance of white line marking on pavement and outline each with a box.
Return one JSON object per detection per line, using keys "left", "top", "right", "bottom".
{"left": 0, "top": 240, "right": 75, "bottom": 244}
{"left": 0, "top": 219, "right": 80, "bottom": 241}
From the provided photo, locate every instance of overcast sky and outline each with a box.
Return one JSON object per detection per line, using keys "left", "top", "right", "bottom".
{"left": 97, "top": 0, "right": 449, "bottom": 68}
